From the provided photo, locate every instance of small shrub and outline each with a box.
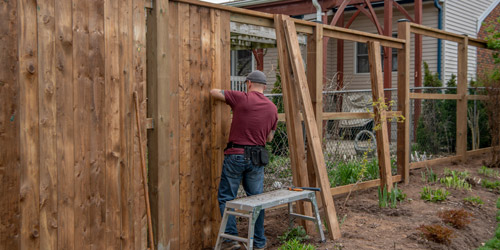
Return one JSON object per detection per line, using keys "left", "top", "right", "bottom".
{"left": 278, "top": 238, "right": 316, "bottom": 250}
{"left": 440, "top": 169, "right": 472, "bottom": 190}
{"left": 481, "top": 179, "right": 500, "bottom": 190}
{"left": 278, "top": 226, "right": 309, "bottom": 243}
{"left": 420, "top": 186, "right": 449, "bottom": 202}
{"left": 478, "top": 166, "right": 500, "bottom": 178}
{"left": 437, "top": 209, "right": 473, "bottom": 229}
{"left": 463, "top": 196, "right": 484, "bottom": 206}
{"left": 417, "top": 224, "right": 454, "bottom": 245}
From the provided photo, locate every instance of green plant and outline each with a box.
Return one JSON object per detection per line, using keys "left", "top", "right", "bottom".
{"left": 278, "top": 238, "right": 316, "bottom": 250}
{"left": 417, "top": 224, "right": 454, "bottom": 245}
{"left": 440, "top": 169, "right": 472, "bottom": 190}
{"left": 478, "top": 166, "right": 500, "bottom": 178}
{"left": 438, "top": 209, "right": 473, "bottom": 229}
{"left": 464, "top": 196, "right": 484, "bottom": 206}
{"left": 421, "top": 167, "right": 438, "bottom": 183}
{"left": 278, "top": 226, "right": 309, "bottom": 243}
{"left": 477, "top": 197, "right": 500, "bottom": 250}
{"left": 420, "top": 186, "right": 449, "bottom": 202}
{"left": 481, "top": 179, "right": 500, "bottom": 190}
{"left": 378, "top": 183, "right": 406, "bottom": 208}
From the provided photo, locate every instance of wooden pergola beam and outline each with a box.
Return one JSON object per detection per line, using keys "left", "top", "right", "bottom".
{"left": 330, "top": 0, "right": 351, "bottom": 26}
{"left": 392, "top": 1, "right": 414, "bottom": 22}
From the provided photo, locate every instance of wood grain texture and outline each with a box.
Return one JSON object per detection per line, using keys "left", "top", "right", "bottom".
{"left": 18, "top": 0, "right": 40, "bottom": 249}
{"left": 55, "top": 0, "right": 75, "bottom": 249}
{"left": 37, "top": 0, "right": 58, "bottom": 248}
{"left": 89, "top": 0, "right": 106, "bottom": 249}
{"left": 274, "top": 14, "right": 313, "bottom": 233}
{"left": 104, "top": 0, "right": 121, "bottom": 248}
{"left": 73, "top": 0, "right": 92, "bottom": 248}
{"left": 397, "top": 21, "right": 410, "bottom": 184}
{"left": 280, "top": 15, "right": 341, "bottom": 240}
{"left": 367, "top": 41, "right": 393, "bottom": 192}
{"left": 132, "top": 0, "right": 148, "bottom": 248}
{"left": 457, "top": 37, "right": 468, "bottom": 162}
{"left": 0, "top": 0, "right": 20, "bottom": 248}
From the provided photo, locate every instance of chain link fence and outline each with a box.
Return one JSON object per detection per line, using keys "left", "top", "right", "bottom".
{"left": 231, "top": 81, "right": 491, "bottom": 196}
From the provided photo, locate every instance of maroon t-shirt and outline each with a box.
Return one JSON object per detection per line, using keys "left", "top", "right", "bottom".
{"left": 224, "top": 90, "right": 278, "bottom": 155}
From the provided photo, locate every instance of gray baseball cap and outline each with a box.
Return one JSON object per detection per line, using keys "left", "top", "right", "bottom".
{"left": 245, "top": 70, "right": 267, "bottom": 85}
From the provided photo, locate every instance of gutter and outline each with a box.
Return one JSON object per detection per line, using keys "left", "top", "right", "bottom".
{"left": 434, "top": 0, "right": 443, "bottom": 80}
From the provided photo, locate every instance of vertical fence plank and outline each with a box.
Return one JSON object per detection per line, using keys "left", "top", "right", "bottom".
{"left": 457, "top": 37, "right": 468, "bottom": 162}
{"left": 397, "top": 21, "right": 410, "bottom": 184}
{"left": 55, "top": 0, "right": 75, "bottom": 249}
{"left": 280, "top": 16, "right": 341, "bottom": 240}
{"left": 89, "top": 0, "right": 106, "bottom": 248}
{"left": 37, "top": 0, "right": 57, "bottom": 249}
{"left": 119, "top": 0, "right": 134, "bottom": 248}
{"left": 200, "top": 6, "right": 213, "bottom": 248}
{"left": 133, "top": 0, "right": 148, "bottom": 248}
{"left": 189, "top": 5, "right": 202, "bottom": 249}
{"left": 274, "top": 14, "right": 313, "bottom": 233}
{"left": 367, "top": 41, "right": 393, "bottom": 192}
{"left": 73, "top": 0, "right": 91, "bottom": 248}
{"left": 104, "top": 0, "right": 122, "bottom": 248}
{"left": 18, "top": 0, "right": 40, "bottom": 249}
{"left": 0, "top": 0, "right": 20, "bottom": 248}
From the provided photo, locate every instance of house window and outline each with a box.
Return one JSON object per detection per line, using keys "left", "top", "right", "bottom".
{"left": 230, "top": 50, "right": 255, "bottom": 76}
{"left": 356, "top": 34, "right": 398, "bottom": 73}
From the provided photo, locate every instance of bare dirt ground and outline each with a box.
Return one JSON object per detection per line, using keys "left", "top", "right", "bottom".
{"left": 235, "top": 153, "right": 499, "bottom": 250}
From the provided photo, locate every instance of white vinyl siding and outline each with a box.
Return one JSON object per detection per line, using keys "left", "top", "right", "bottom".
{"left": 443, "top": 0, "right": 495, "bottom": 83}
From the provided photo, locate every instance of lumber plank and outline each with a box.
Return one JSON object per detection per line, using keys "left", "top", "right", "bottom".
{"left": 73, "top": 0, "right": 91, "bottom": 248}
{"left": 104, "top": 0, "right": 122, "bottom": 248}
{"left": 280, "top": 15, "right": 341, "bottom": 240}
{"left": 200, "top": 6, "right": 213, "bottom": 248}
{"left": 19, "top": 0, "right": 40, "bottom": 249}
{"left": 409, "top": 93, "right": 459, "bottom": 100}
{"left": 177, "top": 4, "right": 196, "bottom": 250}
{"left": 55, "top": 0, "right": 75, "bottom": 248}
{"left": 409, "top": 23, "right": 464, "bottom": 43}
{"left": 367, "top": 41, "right": 393, "bottom": 192}
{"left": 209, "top": 8, "right": 223, "bottom": 245}
{"left": 276, "top": 111, "right": 403, "bottom": 121}
{"left": 322, "top": 27, "right": 404, "bottom": 49}
{"left": 132, "top": 0, "right": 148, "bottom": 248}
{"left": 189, "top": 5, "right": 203, "bottom": 249}
{"left": 467, "top": 95, "right": 489, "bottom": 101}
{"left": 410, "top": 155, "right": 462, "bottom": 169}
{"left": 457, "top": 37, "right": 468, "bottom": 162}
{"left": 0, "top": 0, "right": 20, "bottom": 248}
{"left": 330, "top": 175, "right": 402, "bottom": 196}
{"left": 37, "top": 0, "right": 57, "bottom": 249}
{"left": 119, "top": 0, "right": 135, "bottom": 247}
{"left": 89, "top": 0, "right": 106, "bottom": 248}
{"left": 274, "top": 14, "right": 313, "bottom": 233}
{"left": 397, "top": 21, "right": 411, "bottom": 184}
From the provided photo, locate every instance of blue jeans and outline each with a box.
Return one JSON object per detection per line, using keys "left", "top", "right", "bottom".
{"left": 218, "top": 154, "right": 266, "bottom": 248}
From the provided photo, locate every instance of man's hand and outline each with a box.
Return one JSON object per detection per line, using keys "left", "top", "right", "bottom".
{"left": 267, "top": 130, "right": 276, "bottom": 142}
{"left": 210, "top": 89, "right": 226, "bottom": 102}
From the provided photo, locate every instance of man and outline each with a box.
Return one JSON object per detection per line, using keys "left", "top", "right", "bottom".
{"left": 210, "top": 70, "right": 278, "bottom": 250}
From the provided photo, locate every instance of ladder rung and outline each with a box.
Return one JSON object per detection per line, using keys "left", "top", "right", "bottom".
{"left": 290, "top": 213, "right": 315, "bottom": 221}
{"left": 226, "top": 210, "right": 251, "bottom": 218}
{"left": 220, "top": 233, "right": 249, "bottom": 243}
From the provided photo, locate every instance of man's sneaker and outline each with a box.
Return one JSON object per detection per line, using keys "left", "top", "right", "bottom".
{"left": 220, "top": 240, "right": 241, "bottom": 250}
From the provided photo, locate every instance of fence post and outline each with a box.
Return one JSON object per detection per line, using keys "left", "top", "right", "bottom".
{"left": 367, "top": 41, "right": 393, "bottom": 192}
{"left": 457, "top": 36, "right": 468, "bottom": 162}
{"left": 397, "top": 20, "right": 411, "bottom": 184}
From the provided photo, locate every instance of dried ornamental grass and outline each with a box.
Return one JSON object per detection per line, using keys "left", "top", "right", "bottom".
{"left": 438, "top": 209, "right": 473, "bottom": 229}
{"left": 417, "top": 224, "right": 454, "bottom": 245}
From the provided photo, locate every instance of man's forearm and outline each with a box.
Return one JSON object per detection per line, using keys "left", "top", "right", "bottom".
{"left": 210, "top": 88, "right": 226, "bottom": 101}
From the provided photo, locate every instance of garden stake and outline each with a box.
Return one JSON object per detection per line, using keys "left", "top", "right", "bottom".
{"left": 134, "top": 91, "right": 155, "bottom": 250}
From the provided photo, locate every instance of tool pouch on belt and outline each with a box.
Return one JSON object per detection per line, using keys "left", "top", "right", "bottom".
{"left": 244, "top": 146, "right": 269, "bottom": 166}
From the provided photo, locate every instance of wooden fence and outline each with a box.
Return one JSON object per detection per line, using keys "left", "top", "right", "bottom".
{"left": 0, "top": 0, "right": 148, "bottom": 249}
{"left": 1, "top": 0, "right": 495, "bottom": 249}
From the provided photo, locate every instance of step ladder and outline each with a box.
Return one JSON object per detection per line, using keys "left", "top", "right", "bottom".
{"left": 214, "top": 189, "right": 325, "bottom": 250}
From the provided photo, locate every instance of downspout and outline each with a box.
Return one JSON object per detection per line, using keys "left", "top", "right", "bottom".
{"left": 434, "top": 0, "right": 443, "bottom": 80}
{"left": 312, "top": 0, "right": 322, "bottom": 22}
